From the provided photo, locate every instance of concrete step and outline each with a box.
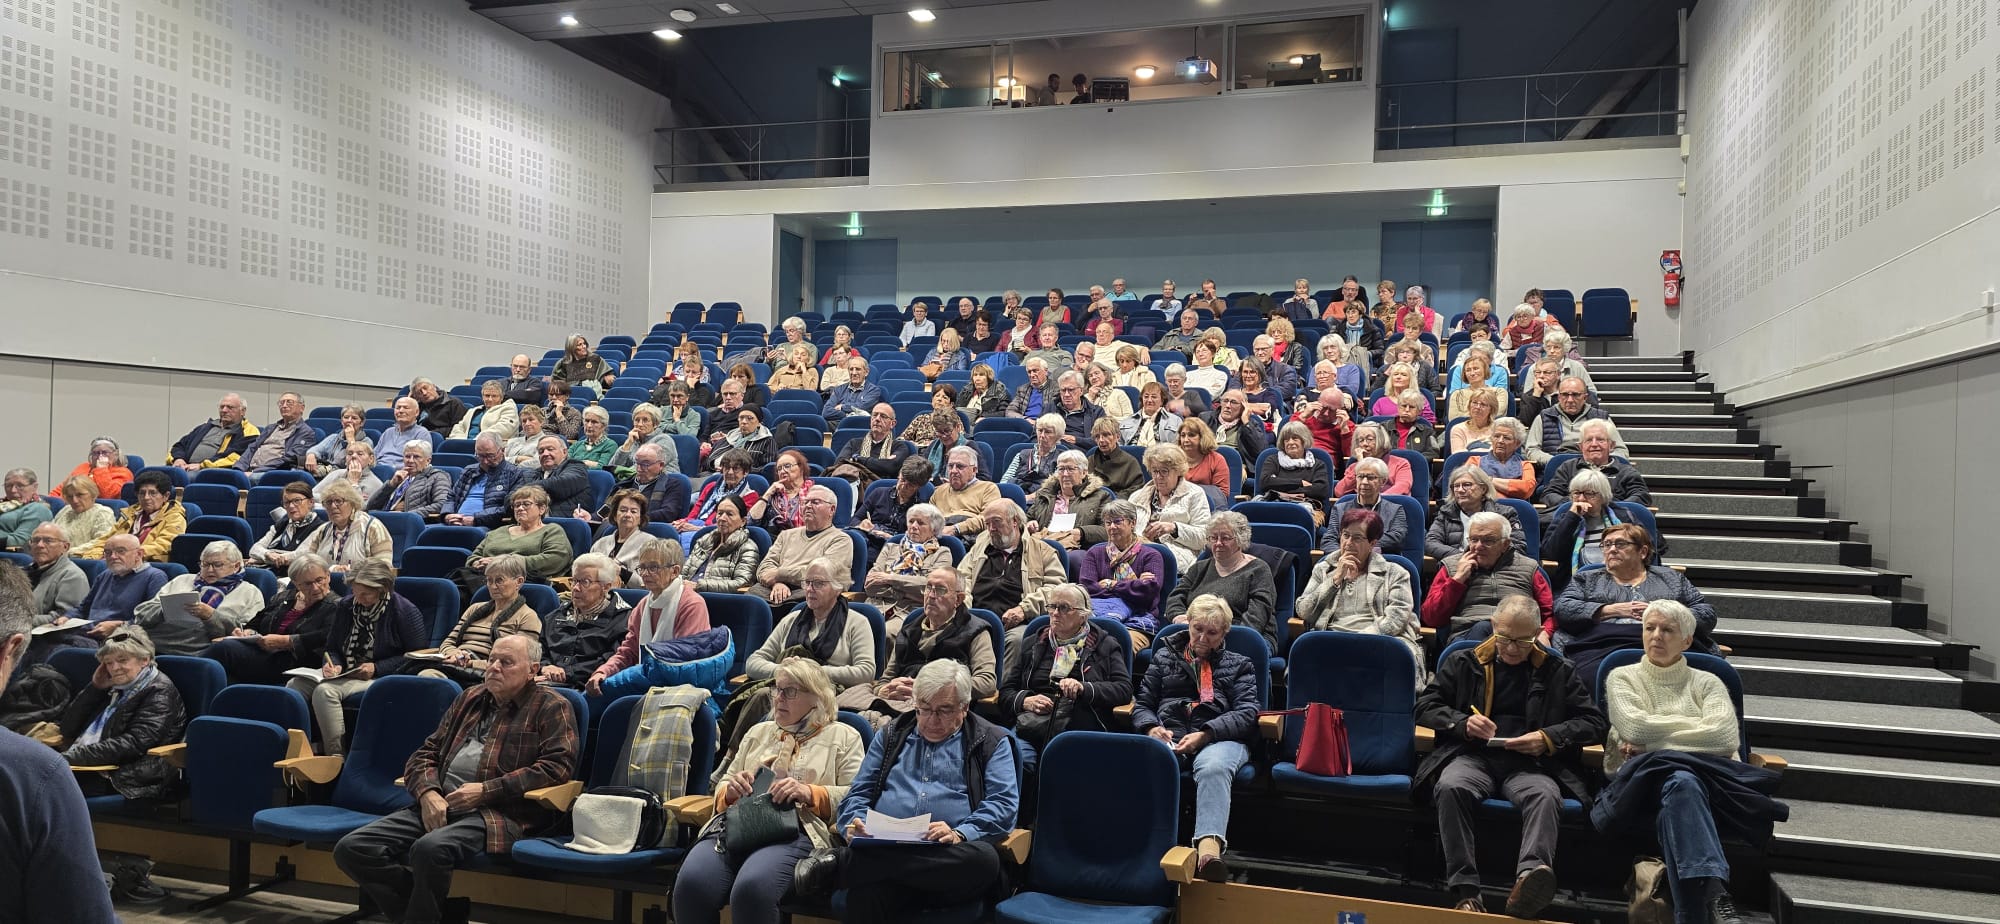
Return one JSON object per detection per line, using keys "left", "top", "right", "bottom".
{"left": 1773, "top": 751, "right": 2000, "bottom": 817}
{"left": 1612, "top": 412, "right": 1743, "bottom": 428}
{"left": 1664, "top": 558, "right": 1905, "bottom": 594}
{"left": 1602, "top": 400, "right": 1730, "bottom": 416}
{"left": 1664, "top": 535, "right": 1868, "bottom": 567}
{"left": 1653, "top": 512, "right": 1850, "bottom": 541}
{"left": 1713, "top": 618, "right": 1958, "bottom": 665}
{"left": 1597, "top": 388, "right": 1723, "bottom": 402}
{"left": 1589, "top": 370, "right": 1705, "bottom": 383}
{"left": 1646, "top": 473, "right": 1803, "bottom": 496}
{"left": 1772, "top": 801, "right": 2000, "bottom": 892}
{"left": 1653, "top": 492, "right": 1823, "bottom": 518}
{"left": 1704, "top": 589, "right": 1901, "bottom": 627}
{"left": 1634, "top": 456, "right": 1785, "bottom": 477}
{"left": 1774, "top": 872, "right": 2000, "bottom": 924}
{"left": 1745, "top": 695, "right": 2000, "bottom": 764}
{"left": 1625, "top": 440, "right": 1774, "bottom": 458}
{"left": 1730, "top": 656, "right": 1963, "bottom": 708}
{"left": 1620, "top": 425, "right": 1757, "bottom": 444}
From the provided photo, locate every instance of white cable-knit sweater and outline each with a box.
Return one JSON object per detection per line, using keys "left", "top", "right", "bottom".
{"left": 1603, "top": 655, "right": 1739, "bottom": 774}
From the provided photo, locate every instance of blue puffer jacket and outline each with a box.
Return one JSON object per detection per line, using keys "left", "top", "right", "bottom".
{"left": 1130, "top": 630, "right": 1260, "bottom": 744}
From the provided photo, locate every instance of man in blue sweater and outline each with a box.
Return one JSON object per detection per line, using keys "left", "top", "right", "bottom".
{"left": 29, "top": 534, "right": 166, "bottom": 664}
{"left": 0, "top": 562, "right": 119, "bottom": 922}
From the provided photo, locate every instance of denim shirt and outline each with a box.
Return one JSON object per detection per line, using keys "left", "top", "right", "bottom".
{"left": 837, "top": 726, "right": 1019, "bottom": 842}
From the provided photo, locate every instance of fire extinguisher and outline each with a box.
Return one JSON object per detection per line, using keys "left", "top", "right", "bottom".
{"left": 1661, "top": 250, "right": 1683, "bottom": 308}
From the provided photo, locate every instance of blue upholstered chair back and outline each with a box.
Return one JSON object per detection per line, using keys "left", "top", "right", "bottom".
{"left": 1282, "top": 631, "right": 1416, "bottom": 775}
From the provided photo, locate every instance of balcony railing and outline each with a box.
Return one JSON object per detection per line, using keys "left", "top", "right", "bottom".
{"left": 1376, "top": 65, "right": 1682, "bottom": 151}
{"left": 654, "top": 117, "right": 870, "bottom": 186}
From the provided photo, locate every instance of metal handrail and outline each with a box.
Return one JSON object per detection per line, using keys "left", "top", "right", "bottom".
{"left": 1376, "top": 64, "right": 1682, "bottom": 150}
{"left": 1377, "top": 64, "right": 1679, "bottom": 90}
{"left": 654, "top": 117, "right": 869, "bottom": 133}
{"left": 1374, "top": 110, "right": 1684, "bottom": 132}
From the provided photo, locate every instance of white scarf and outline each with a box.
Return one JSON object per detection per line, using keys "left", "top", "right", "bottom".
{"left": 642, "top": 579, "right": 687, "bottom": 645}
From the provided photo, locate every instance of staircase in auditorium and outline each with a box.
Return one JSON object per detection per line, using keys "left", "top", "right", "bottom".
{"left": 1598, "top": 355, "right": 2000, "bottom": 924}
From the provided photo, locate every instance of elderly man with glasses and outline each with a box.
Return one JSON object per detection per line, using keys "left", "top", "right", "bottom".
{"left": 442, "top": 435, "right": 532, "bottom": 528}
{"left": 750, "top": 485, "right": 853, "bottom": 606}
{"left": 1535, "top": 377, "right": 1623, "bottom": 455}
{"left": 31, "top": 534, "right": 168, "bottom": 663}
{"left": 1422, "top": 512, "right": 1554, "bottom": 645}
{"left": 169, "top": 393, "right": 260, "bottom": 470}
{"left": 23, "top": 523, "right": 88, "bottom": 625}
{"left": 235, "top": 392, "right": 321, "bottom": 473}
{"left": 1415, "top": 595, "right": 1606, "bottom": 917}
{"left": 613, "top": 443, "right": 690, "bottom": 524}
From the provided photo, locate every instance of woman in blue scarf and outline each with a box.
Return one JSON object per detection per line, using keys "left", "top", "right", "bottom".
{"left": 57, "top": 624, "right": 185, "bottom": 801}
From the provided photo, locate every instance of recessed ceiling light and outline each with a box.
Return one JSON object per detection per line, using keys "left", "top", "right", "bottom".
{"left": 652, "top": 28, "right": 681, "bottom": 39}
{"left": 996, "top": 75, "right": 1016, "bottom": 87}
{"left": 1288, "top": 55, "right": 1305, "bottom": 66}
{"left": 558, "top": 13, "right": 579, "bottom": 26}
{"left": 669, "top": 8, "right": 697, "bottom": 22}
{"left": 716, "top": 2, "right": 739, "bottom": 12}
{"left": 1133, "top": 65, "right": 1156, "bottom": 79}
{"left": 908, "top": 8, "right": 936, "bottom": 22}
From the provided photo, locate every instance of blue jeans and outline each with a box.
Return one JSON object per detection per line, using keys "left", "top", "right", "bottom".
{"left": 1656, "top": 769, "right": 1729, "bottom": 923}
{"left": 1191, "top": 739, "right": 1250, "bottom": 847}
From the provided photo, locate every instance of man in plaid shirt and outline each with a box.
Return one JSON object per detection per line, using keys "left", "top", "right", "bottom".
{"left": 334, "top": 634, "right": 577, "bottom": 924}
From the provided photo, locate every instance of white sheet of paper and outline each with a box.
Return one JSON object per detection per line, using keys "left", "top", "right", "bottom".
{"left": 863, "top": 809, "right": 932, "bottom": 842}
{"left": 158, "top": 591, "right": 202, "bottom": 620}
{"left": 1046, "top": 513, "right": 1077, "bottom": 533}
{"left": 30, "top": 621, "right": 89, "bottom": 636}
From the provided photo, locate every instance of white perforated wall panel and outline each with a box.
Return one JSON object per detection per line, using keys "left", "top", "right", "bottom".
{"left": 1685, "top": 0, "right": 2000, "bottom": 404}
{"left": 0, "top": 0, "right": 664, "bottom": 386}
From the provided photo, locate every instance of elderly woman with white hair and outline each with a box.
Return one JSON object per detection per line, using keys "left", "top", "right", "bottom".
{"left": 796, "top": 660, "right": 1018, "bottom": 921}
{"left": 56, "top": 624, "right": 185, "bottom": 801}
{"left": 1427, "top": 465, "right": 1528, "bottom": 561}
{"left": 1325, "top": 456, "right": 1409, "bottom": 555}
{"left": 567, "top": 405, "right": 618, "bottom": 470}
{"left": 200, "top": 552, "right": 339, "bottom": 684}
{"left": 763, "top": 315, "right": 813, "bottom": 366}
{"left": 1595, "top": 601, "right": 1783, "bottom": 924}
{"left": 1333, "top": 421, "right": 1415, "bottom": 497}
{"left": 1002, "top": 582, "right": 1135, "bottom": 743}
{"left": 1130, "top": 443, "right": 1212, "bottom": 571}
{"left": 1540, "top": 468, "right": 1642, "bottom": 585}
{"left": 0, "top": 468, "right": 53, "bottom": 550}
{"left": 130, "top": 539, "right": 266, "bottom": 655}
{"left": 537, "top": 552, "right": 635, "bottom": 689}
{"left": 1477, "top": 416, "right": 1538, "bottom": 500}
{"left": 674, "top": 656, "right": 865, "bottom": 924}
{"left": 1163, "top": 511, "right": 1277, "bottom": 653}
{"left": 303, "top": 479, "right": 396, "bottom": 574}
{"left": 610, "top": 402, "right": 682, "bottom": 474}
{"left": 423, "top": 553, "right": 543, "bottom": 687}
{"left": 448, "top": 379, "right": 519, "bottom": 442}
{"left": 861, "top": 503, "right": 953, "bottom": 631}
{"left": 1026, "top": 450, "right": 1110, "bottom": 550}
{"left": 1133, "top": 594, "right": 1261, "bottom": 882}
{"left": 1080, "top": 500, "right": 1167, "bottom": 638}
{"left": 1541, "top": 331, "right": 1595, "bottom": 395}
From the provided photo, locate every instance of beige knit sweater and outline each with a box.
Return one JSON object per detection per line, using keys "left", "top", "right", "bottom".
{"left": 1603, "top": 655, "right": 1739, "bottom": 774}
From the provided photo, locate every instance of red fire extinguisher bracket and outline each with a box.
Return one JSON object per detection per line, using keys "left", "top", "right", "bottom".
{"left": 1660, "top": 250, "right": 1683, "bottom": 308}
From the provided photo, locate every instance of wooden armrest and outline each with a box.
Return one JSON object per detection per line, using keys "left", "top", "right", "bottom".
{"left": 275, "top": 755, "right": 345, "bottom": 786}
{"left": 978, "top": 693, "right": 997, "bottom": 706}
{"left": 1717, "top": 644, "right": 1734, "bottom": 657}
{"left": 730, "top": 674, "right": 748, "bottom": 687}
{"left": 1161, "top": 845, "right": 1198, "bottom": 884}
{"left": 550, "top": 577, "right": 572, "bottom": 592}
{"left": 1669, "top": 563, "right": 1687, "bottom": 573}
{"left": 70, "top": 764, "right": 118, "bottom": 773}
{"left": 1414, "top": 726, "right": 1435, "bottom": 754}
{"left": 1259, "top": 713, "right": 1283, "bottom": 741}
{"left": 841, "top": 591, "right": 864, "bottom": 602}
{"left": 1749, "top": 752, "right": 1787, "bottom": 773}
{"left": 1581, "top": 744, "right": 1605, "bottom": 770}
{"left": 1419, "top": 626, "right": 1436, "bottom": 639}
{"left": 1309, "top": 549, "right": 1323, "bottom": 560}
{"left": 1286, "top": 617, "right": 1305, "bottom": 638}
{"left": 526, "top": 780, "right": 585, "bottom": 812}
{"left": 148, "top": 741, "right": 189, "bottom": 769}
{"left": 285, "top": 728, "right": 313, "bottom": 761}
{"left": 999, "top": 828, "right": 1031, "bottom": 864}
{"left": 665, "top": 794, "right": 715, "bottom": 827}
{"left": 1540, "top": 560, "right": 1561, "bottom": 570}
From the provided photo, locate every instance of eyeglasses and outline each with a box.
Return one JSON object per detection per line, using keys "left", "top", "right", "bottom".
{"left": 571, "top": 576, "right": 608, "bottom": 586}
{"left": 772, "top": 685, "right": 807, "bottom": 700}
{"left": 1600, "top": 540, "right": 1639, "bottom": 551}
{"left": 923, "top": 585, "right": 957, "bottom": 596}
{"left": 635, "top": 562, "right": 670, "bottom": 573}
{"left": 1493, "top": 634, "right": 1538, "bottom": 649}
{"left": 800, "top": 579, "right": 838, "bottom": 590}
{"left": 1557, "top": 391, "right": 1588, "bottom": 399}
{"left": 1463, "top": 535, "right": 1502, "bottom": 547}
{"left": 1046, "top": 603, "right": 1082, "bottom": 614}
{"left": 916, "top": 704, "right": 966, "bottom": 719}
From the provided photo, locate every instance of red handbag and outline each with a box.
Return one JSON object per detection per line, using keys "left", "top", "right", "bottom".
{"left": 1262, "top": 703, "right": 1352, "bottom": 777}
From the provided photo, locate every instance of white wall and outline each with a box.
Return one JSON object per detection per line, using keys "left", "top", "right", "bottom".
{"left": 1683, "top": 0, "right": 2000, "bottom": 404}
{"left": 1495, "top": 177, "right": 1684, "bottom": 355}
{"left": 649, "top": 214, "right": 779, "bottom": 319}
{"left": 0, "top": 355, "right": 396, "bottom": 487}
{"left": 0, "top": 0, "right": 667, "bottom": 387}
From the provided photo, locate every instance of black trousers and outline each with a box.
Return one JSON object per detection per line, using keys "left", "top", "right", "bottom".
{"left": 842, "top": 839, "right": 1002, "bottom": 924}
{"left": 332, "top": 806, "right": 488, "bottom": 924}
{"left": 1434, "top": 750, "right": 1561, "bottom": 889}
{"left": 198, "top": 637, "right": 299, "bottom": 686}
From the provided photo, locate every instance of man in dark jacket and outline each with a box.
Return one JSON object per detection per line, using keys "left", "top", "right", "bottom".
{"left": 410, "top": 377, "right": 468, "bottom": 435}
{"left": 834, "top": 404, "right": 913, "bottom": 480}
{"left": 1535, "top": 418, "right": 1651, "bottom": 508}
{"left": 443, "top": 435, "right": 533, "bottom": 528}
{"left": 1415, "top": 596, "right": 1606, "bottom": 916}
{"left": 170, "top": 392, "right": 260, "bottom": 470}
{"left": 615, "top": 443, "right": 689, "bottom": 524}
{"left": 235, "top": 392, "right": 321, "bottom": 473}
{"left": 528, "top": 435, "right": 592, "bottom": 520}
{"left": 1132, "top": 601, "right": 1259, "bottom": 882}
{"left": 501, "top": 354, "right": 547, "bottom": 408}
{"left": 1536, "top": 379, "right": 1627, "bottom": 455}
{"left": 537, "top": 554, "right": 632, "bottom": 688}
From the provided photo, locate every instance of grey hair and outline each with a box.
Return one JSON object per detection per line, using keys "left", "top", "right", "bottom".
{"left": 287, "top": 552, "right": 330, "bottom": 580}
{"left": 1163, "top": 363, "right": 1187, "bottom": 378}
{"left": 411, "top": 377, "right": 435, "bottom": 390}
{"left": 1208, "top": 510, "right": 1251, "bottom": 546}
{"left": 1056, "top": 370, "right": 1084, "bottom": 387}
{"left": 1185, "top": 593, "right": 1235, "bottom": 630}
{"left": 402, "top": 439, "right": 432, "bottom": 460}
{"left": 1055, "top": 449, "right": 1088, "bottom": 470}
{"left": 985, "top": 499, "right": 1028, "bottom": 527}
{"left": 201, "top": 539, "right": 244, "bottom": 565}
{"left": 1491, "top": 416, "right": 1528, "bottom": 446}
{"left": 572, "top": 552, "right": 620, "bottom": 583}
{"left": 1102, "top": 499, "right": 1138, "bottom": 523}
{"left": 484, "top": 553, "right": 527, "bottom": 582}
{"left": 1023, "top": 356, "right": 1048, "bottom": 373}
{"left": 1578, "top": 417, "right": 1622, "bottom": 445}
{"left": 1035, "top": 413, "right": 1065, "bottom": 433}
{"left": 474, "top": 433, "right": 502, "bottom": 451}
{"left": 631, "top": 402, "right": 662, "bottom": 423}
{"left": 1047, "top": 581, "right": 1089, "bottom": 610}
{"left": 346, "top": 558, "right": 396, "bottom": 590}
{"left": 1467, "top": 510, "right": 1511, "bottom": 540}
{"left": 1352, "top": 421, "right": 1391, "bottom": 456}
{"left": 1354, "top": 456, "right": 1390, "bottom": 478}
{"left": 480, "top": 379, "right": 503, "bottom": 395}
{"left": 1543, "top": 331, "right": 1573, "bottom": 351}
{"left": 0, "top": 562, "right": 31, "bottom": 642}
{"left": 1277, "top": 421, "right": 1314, "bottom": 454}
{"left": 913, "top": 658, "right": 973, "bottom": 707}
{"left": 1644, "top": 599, "right": 1697, "bottom": 638}
{"left": 634, "top": 442, "right": 665, "bottom": 462}
{"left": 2, "top": 468, "right": 35, "bottom": 487}
{"left": 99, "top": 623, "right": 156, "bottom": 661}
{"left": 495, "top": 632, "right": 543, "bottom": 664}
{"left": 582, "top": 405, "right": 611, "bottom": 424}
{"left": 1448, "top": 464, "right": 1494, "bottom": 501}
{"left": 905, "top": 503, "right": 945, "bottom": 535}
{"left": 1567, "top": 467, "right": 1614, "bottom": 501}
{"left": 781, "top": 316, "right": 807, "bottom": 332}
{"left": 947, "top": 445, "right": 979, "bottom": 467}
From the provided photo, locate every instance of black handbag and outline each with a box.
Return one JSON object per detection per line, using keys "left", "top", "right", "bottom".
{"left": 575, "top": 784, "right": 668, "bottom": 852}
{"left": 1013, "top": 695, "right": 1073, "bottom": 749}
{"left": 721, "top": 767, "right": 799, "bottom": 860}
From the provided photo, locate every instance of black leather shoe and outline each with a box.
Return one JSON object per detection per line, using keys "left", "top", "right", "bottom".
{"left": 1708, "top": 891, "right": 1745, "bottom": 924}
{"left": 792, "top": 847, "right": 844, "bottom": 898}
{"left": 1506, "top": 864, "right": 1557, "bottom": 918}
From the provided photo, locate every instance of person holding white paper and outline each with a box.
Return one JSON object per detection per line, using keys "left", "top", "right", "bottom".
{"left": 673, "top": 657, "right": 864, "bottom": 924}
{"left": 1413, "top": 595, "right": 1606, "bottom": 916}
{"left": 1024, "top": 450, "right": 1108, "bottom": 551}
{"left": 287, "top": 560, "right": 429, "bottom": 755}
{"left": 796, "top": 660, "right": 1018, "bottom": 922}
{"left": 130, "top": 539, "right": 265, "bottom": 655}
{"left": 198, "top": 553, "right": 339, "bottom": 685}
